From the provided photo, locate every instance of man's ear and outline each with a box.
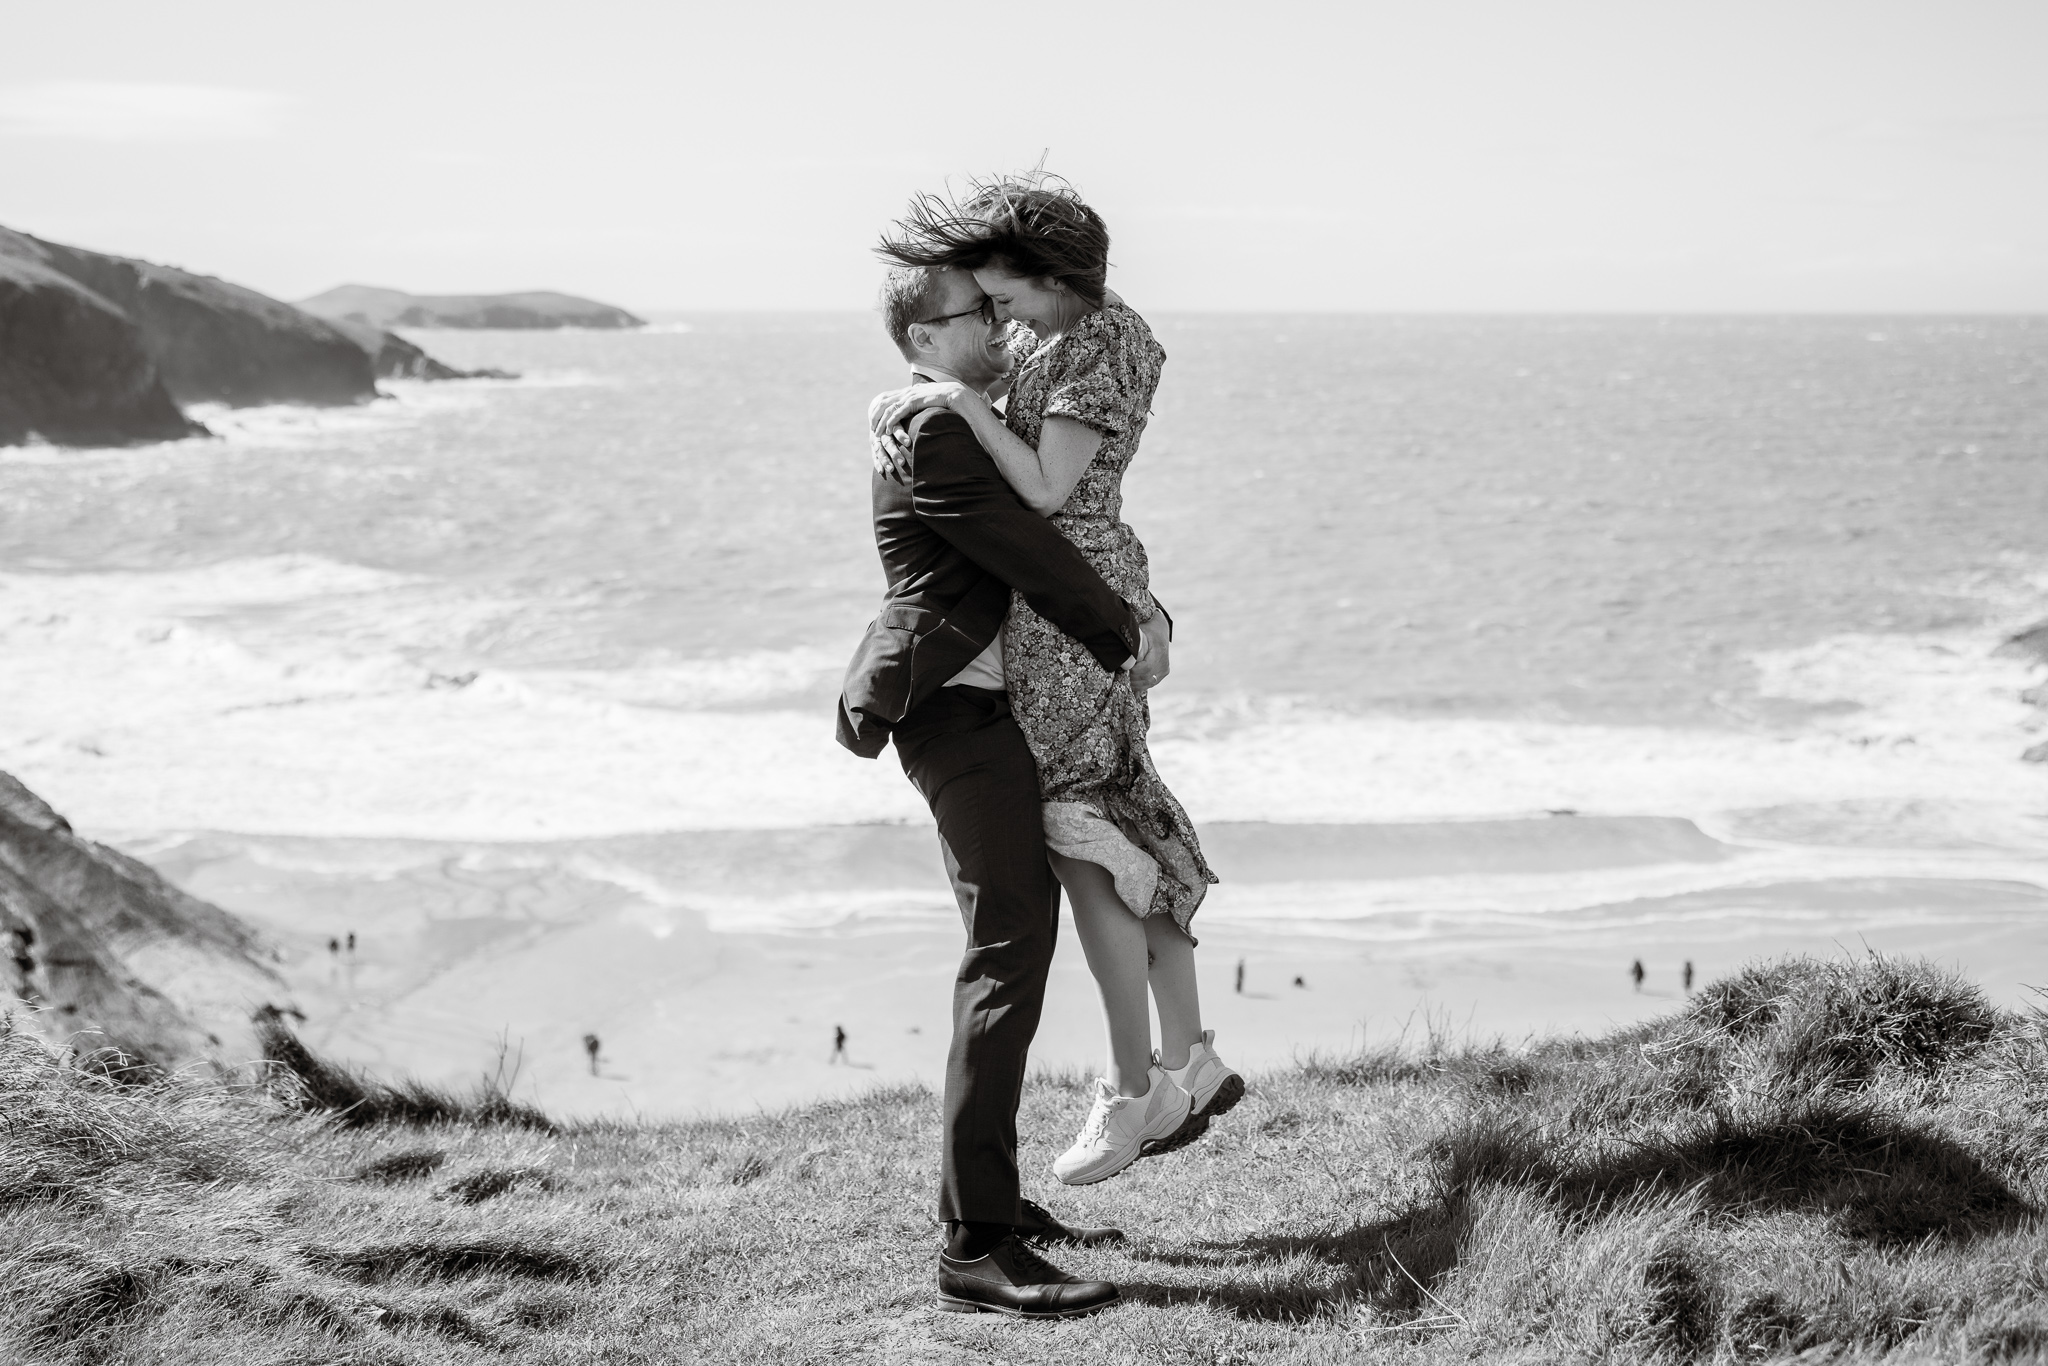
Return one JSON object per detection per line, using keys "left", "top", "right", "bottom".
{"left": 904, "top": 321, "right": 934, "bottom": 355}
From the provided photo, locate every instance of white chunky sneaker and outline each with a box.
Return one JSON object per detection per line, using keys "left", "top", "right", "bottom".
{"left": 1052, "top": 1067, "right": 1202, "bottom": 1186}
{"left": 1163, "top": 1031, "right": 1245, "bottom": 1120}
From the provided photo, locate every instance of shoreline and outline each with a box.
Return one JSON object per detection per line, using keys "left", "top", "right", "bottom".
{"left": 120, "top": 814, "right": 2048, "bottom": 1120}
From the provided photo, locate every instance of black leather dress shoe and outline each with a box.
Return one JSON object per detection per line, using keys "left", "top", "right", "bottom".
{"left": 1016, "top": 1198, "right": 1126, "bottom": 1246}
{"left": 935, "top": 1235, "right": 1120, "bottom": 1319}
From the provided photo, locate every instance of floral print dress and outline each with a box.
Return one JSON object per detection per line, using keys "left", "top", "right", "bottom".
{"left": 1001, "top": 302, "right": 1217, "bottom": 936}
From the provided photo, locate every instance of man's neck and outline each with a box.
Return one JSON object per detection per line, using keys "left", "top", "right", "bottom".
{"left": 910, "top": 361, "right": 982, "bottom": 393}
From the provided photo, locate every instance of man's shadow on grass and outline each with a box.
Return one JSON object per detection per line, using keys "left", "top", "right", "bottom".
{"left": 1117, "top": 1103, "right": 2033, "bottom": 1322}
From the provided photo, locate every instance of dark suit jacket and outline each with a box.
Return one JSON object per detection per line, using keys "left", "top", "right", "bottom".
{"left": 836, "top": 408, "right": 1142, "bottom": 757}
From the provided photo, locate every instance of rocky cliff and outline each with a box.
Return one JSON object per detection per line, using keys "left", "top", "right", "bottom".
{"left": 1, "top": 225, "right": 377, "bottom": 445}
{"left": 0, "top": 227, "right": 504, "bottom": 447}
{"left": 20, "top": 231, "right": 378, "bottom": 407}
{"left": 0, "top": 237, "right": 202, "bottom": 447}
{"left": 300, "top": 283, "right": 644, "bottom": 330}
{"left": 0, "top": 771, "right": 288, "bottom": 1071}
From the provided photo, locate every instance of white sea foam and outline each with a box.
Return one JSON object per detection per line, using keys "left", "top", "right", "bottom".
{"left": 184, "top": 389, "right": 487, "bottom": 446}
{"left": 525, "top": 649, "right": 844, "bottom": 710}
{"left": 0, "top": 556, "right": 920, "bottom": 836}
{"left": 0, "top": 369, "right": 621, "bottom": 467}
{"left": 3, "top": 558, "right": 2041, "bottom": 868}
{"left": 2, "top": 388, "right": 468, "bottom": 466}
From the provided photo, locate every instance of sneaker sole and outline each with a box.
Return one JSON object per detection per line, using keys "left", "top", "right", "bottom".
{"left": 1055, "top": 1110, "right": 1206, "bottom": 1186}
{"left": 1141, "top": 1109, "right": 1211, "bottom": 1157}
{"left": 1197, "top": 1072, "right": 1246, "bottom": 1119}
{"left": 935, "top": 1290, "right": 1120, "bottom": 1319}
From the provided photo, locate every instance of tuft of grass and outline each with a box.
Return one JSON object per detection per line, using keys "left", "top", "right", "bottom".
{"left": 353, "top": 1148, "right": 449, "bottom": 1184}
{"left": 302, "top": 1236, "right": 599, "bottom": 1284}
{"left": 1675, "top": 952, "right": 2001, "bottom": 1089}
{"left": 1298, "top": 1012, "right": 1536, "bottom": 1095}
{"left": 437, "top": 1165, "right": 557, "bottom": 1204}
{"left": 255, "top": 1007, "right": 555, "bottom": 1132}
{"left": 2, "top": 952, "right": 2045, "bottom": 1363}
{"left": 0, "top": 1013, "right": 253, "bottom": 1211}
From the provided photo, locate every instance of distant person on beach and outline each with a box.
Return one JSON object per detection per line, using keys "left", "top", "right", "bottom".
{"left": 1684, "top": 960, "right": 1695, "bottom": 992}
{"left": 327, "top": 937, "right": 339, "bottom": 956}
{"left": 830, "top": 1025, "right": 847, "bottom": 1064}
{"left": 346, "top": 931, "right": 356, "bottom": 953}
{"left": 1235, "top": 959, "right": 1245, "bottom": 995}
{"left": 1631, "top": 959, "right": 1646, "bottom": 992}
{"left": 582, "top": 1032, "right": 600, "bottom": 1075}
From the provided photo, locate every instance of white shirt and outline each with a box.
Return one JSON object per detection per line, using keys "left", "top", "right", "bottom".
{"left": 947, "top": 634, "right": 1007, "bottom": 692}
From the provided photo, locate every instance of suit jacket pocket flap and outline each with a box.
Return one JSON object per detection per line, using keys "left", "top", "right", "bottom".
{"left": 841, "top": 608, "right": 924, "bottom": 725}
{"left": 877, "top": 602, "right": 943, "bottom": 637}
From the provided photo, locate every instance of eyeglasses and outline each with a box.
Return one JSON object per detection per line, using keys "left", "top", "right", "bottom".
{"left": 913, "top": 294, "right": 996, "bottom": 327}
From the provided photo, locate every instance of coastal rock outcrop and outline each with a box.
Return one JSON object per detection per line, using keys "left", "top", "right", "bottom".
{"left": 321, "top": 314, "right": 517, "bottom": 381}
{"left": 0, "top": 234, "right": 202, "bottom": 446}
{"left": 0, "top": 771, "right": 288, "bottom": 1070}
{"left": 299, "top": 283, "right": 644, "bottom": 330}
{"left": 2002, "top": 618, "right": 2048, "bottom": 668}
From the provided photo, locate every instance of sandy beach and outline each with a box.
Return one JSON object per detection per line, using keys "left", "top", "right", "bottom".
{"left": 121, "top": 813, "right": 2048, "bottom": 1121}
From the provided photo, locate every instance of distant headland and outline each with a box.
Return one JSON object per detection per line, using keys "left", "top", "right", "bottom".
{"left": 298, "top": 284, "right": 644, "bottom": 331}
{"left": 0, "top": 228, "right": 646, "bottom": 448}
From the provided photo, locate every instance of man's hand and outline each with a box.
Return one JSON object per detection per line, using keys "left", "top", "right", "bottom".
{"left": 1128, "top": 611, "right": 1172, "bottom": 692}
{"left": 868, "top": 382, "right": 968, "bottom": 485}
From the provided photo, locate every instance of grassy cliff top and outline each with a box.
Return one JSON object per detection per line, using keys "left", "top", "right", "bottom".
{"left": 4, "top": 953, "right": 2046, "bottom": 1364}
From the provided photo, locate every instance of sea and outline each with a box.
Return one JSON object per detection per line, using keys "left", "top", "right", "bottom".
{"left": 2, "top": 314, "right": 2045, "bottom": 1104}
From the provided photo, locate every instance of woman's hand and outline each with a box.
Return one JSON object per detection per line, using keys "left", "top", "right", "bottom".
{"left": 1127, "top": 612, "right": 1172, "bottom": 692}
{"left": 867, "top": 382, "right": 973, "bottom": 484}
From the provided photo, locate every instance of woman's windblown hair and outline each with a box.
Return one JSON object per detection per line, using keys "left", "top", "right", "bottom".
{"left": 877, "top": 175, "right": 1110, "bottom": 308}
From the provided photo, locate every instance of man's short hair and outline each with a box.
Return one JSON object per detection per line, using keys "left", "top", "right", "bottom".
{"left": 879, "top": 265, "right": 951, "bottom": 358}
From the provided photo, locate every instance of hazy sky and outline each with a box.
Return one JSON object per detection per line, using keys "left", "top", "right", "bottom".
{"left": 3, "top": 1, "right": 2043, "bottom": 311}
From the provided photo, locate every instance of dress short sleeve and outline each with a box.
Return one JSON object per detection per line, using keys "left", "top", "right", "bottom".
{"left": 1042, "top": 313, "right": 1138, "bottom": 439}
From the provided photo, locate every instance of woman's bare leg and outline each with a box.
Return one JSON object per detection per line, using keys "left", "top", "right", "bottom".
{"left": 1145, "top": 915, "right": 1203, "bottom": 1070}
{"left": 1051, "top": 851, "right": 1154, "bottom": 1096}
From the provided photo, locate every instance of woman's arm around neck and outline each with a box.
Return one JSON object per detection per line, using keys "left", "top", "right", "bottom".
{"left": 940, "top": 390, "right": 1101, "bottom": 517}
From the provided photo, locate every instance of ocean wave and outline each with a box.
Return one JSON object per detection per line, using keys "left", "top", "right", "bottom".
{"left": 1196, "top": 843, "right": 2048, "bottom": 924}
{"left": 3, "top": 553, "right": 2041, "bottom": 850}
{"left": 1145, "top": 614, "right": 2046, "bottom": 839}
{"left": 0, "top": 369, "right": 612, "bottom": 466}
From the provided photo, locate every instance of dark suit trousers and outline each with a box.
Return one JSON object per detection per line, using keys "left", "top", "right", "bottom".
{"left": 892, "top": 685, "right": 1058, "bottom": 1225}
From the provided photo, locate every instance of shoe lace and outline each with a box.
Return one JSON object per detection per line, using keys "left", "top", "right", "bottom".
{"left": 1077, "top": 1093, "right": 1116, "bottom": 1146}
{"left": 1002, "top": 1236, "right": 1063, "bottom": 1283}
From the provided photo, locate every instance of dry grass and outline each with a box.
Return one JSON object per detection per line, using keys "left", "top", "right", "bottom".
{"left": 3, "top": 952, "right": 2046, "bottom": 1364}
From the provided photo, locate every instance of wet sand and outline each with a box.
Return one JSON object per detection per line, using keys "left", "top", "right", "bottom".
{"left": 120, "top": 815, "right": 2048, "bottom": 1120}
